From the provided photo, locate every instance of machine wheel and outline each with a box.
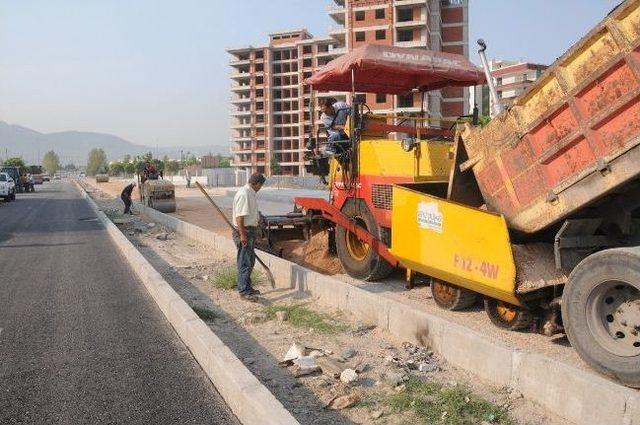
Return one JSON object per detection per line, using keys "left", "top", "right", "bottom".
{"left": 484, "top": 298, "right": 533, "bottom": 330}
{"left": 431, "top": 279, "right": 478, "bottom": 310}
{"left": 153, "top": 199, "right": 177, "bottom": 213}
{"left": 562, "top": 248, "right": 640, "bottom": 387}
{"left": 335, "top": 199, "right": 394, "bottom": 281}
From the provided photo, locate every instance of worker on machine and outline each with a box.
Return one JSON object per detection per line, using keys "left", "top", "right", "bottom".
{"left": 317, "top": 97, "right": 351, "bottom": 156}
{"left": 141, "top": 162, "right": 158, "bottom": 185}
{"left": 232, "top": 172, "right": 266, "bottom": 302}
{"left": 121, "top": 182, "right": 136, "bottom": 215}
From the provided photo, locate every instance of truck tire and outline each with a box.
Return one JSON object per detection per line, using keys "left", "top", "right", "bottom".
{"left": 484, "top": 298, "right": 533, "bottom": 330}
{"left": 335, "top": 199, "right": 394, "bottom": 281}
{"left": 431, "top": 279, "right": 478, "bottom": 310}
{"left": 562, "top": 248, "right": 640, "bottom": 387}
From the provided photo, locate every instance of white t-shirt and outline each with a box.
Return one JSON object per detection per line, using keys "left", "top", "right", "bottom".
{"left": 232, "top": 184, "right": 259, "bottom": 227}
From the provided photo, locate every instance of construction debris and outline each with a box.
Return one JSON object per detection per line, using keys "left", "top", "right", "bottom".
{"left": 315, "top": 356, "right": 343, "bottom": 378}
{"left": 281, "top": 342, "right": 307, "bottom": 364}
{"left": 340, "top": 368, "right": 358, "bottom": 384}
{"left": 325, "top": 393, "right": 360, "bottom": 410}
{"left": 293, "top": 356, "right": 320, "bottom": 377}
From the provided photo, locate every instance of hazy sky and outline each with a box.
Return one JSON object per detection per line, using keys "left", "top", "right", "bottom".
{"left": 0, "top": 0, "right": 620, "bottom": 148}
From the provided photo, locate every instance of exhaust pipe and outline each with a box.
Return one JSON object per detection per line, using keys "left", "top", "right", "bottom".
{"left": 477, "top": 39, "right": 504, "bottom": 116}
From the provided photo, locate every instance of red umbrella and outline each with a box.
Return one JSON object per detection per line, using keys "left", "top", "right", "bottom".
{"left": 305, "top": 44, "right": 485, "bottom": 95}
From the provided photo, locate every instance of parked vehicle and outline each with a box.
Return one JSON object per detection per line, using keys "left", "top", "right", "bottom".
{"left": 0, "top": 166, "right": 32, "bottom": 193}
{"left": 28, "top": 166, "right": 44, "bottom": 185}
{"left": 42, "top": 174, "right": 50, "bottom": 182}
{"left": 0, "top": 172, "right": 16, "bottom": 201}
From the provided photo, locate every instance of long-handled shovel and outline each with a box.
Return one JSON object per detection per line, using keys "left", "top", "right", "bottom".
{"left": 195, "top": 182, "right": 276, "bottom": 288}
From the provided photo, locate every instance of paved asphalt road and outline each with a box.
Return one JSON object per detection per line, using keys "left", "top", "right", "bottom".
{"left": 0, "top": 181, "right": 240, "bottom": 424}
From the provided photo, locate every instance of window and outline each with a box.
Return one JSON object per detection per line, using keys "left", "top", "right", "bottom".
{"left": 255, "top": 50, "right": 263, "bottom": 59}
{"left": 397, "top": 29, "right": 413, "bottom": 42}
{"left": 355, "top": 94, "right": 366, "bottom": 104}
{"left": 398, "top": 94, "right": 414, "bottom": 108}
{"left": 0, "top": 174, "right": 6, "bottom": 182}
{"left": 375, "top": 8, "right": 385, "bottom": 19}
{"left": 375, "top": 30, "right": 386, "bottom": 40}
{"left": 355, "top": 10, "right": 365, "bottom": 21}
{"left": 376, "top": 93, "right": 386, "bottom": 103}
{"left": 397, "top": 8, "right": 413, "bottom": 22}
{"left": 355, "top": 31, "right": 365, "bottom": 42}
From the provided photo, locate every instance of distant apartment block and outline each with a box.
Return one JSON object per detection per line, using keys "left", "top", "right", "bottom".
{"left": 471, "top": 59, "right": 548, "bottom": 116}
{"left": 228, "top": 0, "right": 469, "bottom": 176}
{"left": 227, "top": 30, "right": 346, "bottom": 176}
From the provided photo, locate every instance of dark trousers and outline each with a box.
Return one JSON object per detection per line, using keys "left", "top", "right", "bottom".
{"left": 121, "top": 195, "right": 132, "bottom": 214}
{"left": 232, "top": 227, "right": 256, "bottom": 294}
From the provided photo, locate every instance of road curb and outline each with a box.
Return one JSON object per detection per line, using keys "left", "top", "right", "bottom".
{"left": 137, "top": 196, "right": 640, "bottom": 425}
{"left": 73, "top": 180, "right": 299, "bottom": 425}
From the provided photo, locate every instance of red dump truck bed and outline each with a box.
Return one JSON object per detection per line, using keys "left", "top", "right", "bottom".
{"left": 462, "top": 0, "right": 640, "bottom": 234}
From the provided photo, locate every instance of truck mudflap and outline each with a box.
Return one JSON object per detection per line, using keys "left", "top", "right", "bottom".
{"left": 294, "top": 196, "right": 399, "bottom": 267}
{"left": 389, "top": 184, "right": 521, "bottom": 306}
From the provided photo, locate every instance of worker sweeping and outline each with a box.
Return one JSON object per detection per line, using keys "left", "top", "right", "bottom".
{"left": 120, "top": 182, "right": 136, "bottom": 215}
{"left": 232, "top": 172, "right": 266, "bottom": 301}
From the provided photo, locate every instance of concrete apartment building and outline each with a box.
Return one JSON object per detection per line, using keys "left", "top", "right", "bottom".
{"left": 471, "top": 59, "right": 548, "bottom": 116}
{"left": 228, "top": 0, "right": 469, "bottom": 176}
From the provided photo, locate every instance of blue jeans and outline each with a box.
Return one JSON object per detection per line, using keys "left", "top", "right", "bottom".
{"left": 324, "top": 131, "right": 350, "bottom": 155}
{"left": 232, "top": 227, "right": 256, "bottom": 294}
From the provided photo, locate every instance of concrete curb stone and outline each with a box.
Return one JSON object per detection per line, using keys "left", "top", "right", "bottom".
{"left": 133, "top": 189, "right": 640, "bottom": 425}
{"left": 73, "top": 180, "right": 299, "bottom": 425}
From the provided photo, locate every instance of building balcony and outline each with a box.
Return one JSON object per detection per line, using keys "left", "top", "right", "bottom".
{"left": 327, "top": 4, "right": 346, "bottom": 24}
{"left": 395, "top": 39, "right": 428, "bottom": 48}
{"left": 230, "top": 72, "right": 252, "bottom": 80}
{"left": 230, "top": 122, "right": 252, "bottom": 129}
{"left": 231, "top": 161, "right": 252, "bottom": 167}
{"left": 229, "top": 58, "right": 251, "bottom": 66}
{"left": 395, "top": 18, "right": 427, "bottom": 28}
{"left": 232, "top": 136, "right": 252, "bottom": 142}
{"left": 328, "top": 25, "right": 346, "bottom": 42}
{"left": 231, "top": 147, "right": 252, "bottom": 153}
{"left": 230, "top": 96, "right": 251, "bottom": 104}
{"left": 230, "top": 85, "right": 251, "bottom": 92}
{"left": 230, "top": 109, "right": 252, "bottom": 116}
{"left": 394, "top": 0, "right": 426, "bottom": 6}
{"left": 316, "top": 46, "right": 346, "bottom": 57}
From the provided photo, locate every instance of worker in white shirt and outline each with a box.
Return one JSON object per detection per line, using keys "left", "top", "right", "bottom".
{"left": 232, "top": 172, "right": 266, "bottom": 301}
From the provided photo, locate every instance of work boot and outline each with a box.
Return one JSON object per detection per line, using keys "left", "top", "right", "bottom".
{"left": 248, "top": 288, "right": 261, "bottom": 296}
{"left": 240, "top": 293, "right": 259, "bottom": 303}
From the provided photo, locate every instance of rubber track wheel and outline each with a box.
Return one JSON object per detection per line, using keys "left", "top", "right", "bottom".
{"left": 431, "top": 279, "right": 478, "bottom": 311}
{"left": 335, "top": 199, "right": 394, "bottom": 281}
{"left": 562, "top": 248, "right": 640, "bottom": 388}
{"left": 484, "top": 298, "right": 533, "bottom": 331}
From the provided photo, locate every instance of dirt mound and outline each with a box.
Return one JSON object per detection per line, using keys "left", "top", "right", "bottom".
{"left": 278, "top": 231, "right": 343, "bottom": 275}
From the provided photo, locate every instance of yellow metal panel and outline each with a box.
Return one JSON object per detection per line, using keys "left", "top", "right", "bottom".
{"left": 562, "top": 29, "right": 620, "bottom": 89}
{"left": 358, "top": 139, "right": 452, "bottom": 181}
{"left": 515, "top": 75, "right": 564, "bottom": 127}
{"left": 616, "top": 1, "right": 640, "bottom": 43}
{"left": 390, "top": 185, "right": 519, "bottom": 305}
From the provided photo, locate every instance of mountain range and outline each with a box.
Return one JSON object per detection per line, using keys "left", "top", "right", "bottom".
{"left": 0, "top": 121, "right": 229, "bottom": 165}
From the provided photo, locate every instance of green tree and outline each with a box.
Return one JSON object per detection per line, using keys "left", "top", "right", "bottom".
{"left": 124, "top": 162, "right": 136, "bottom": 176}
{"left": 63, "top": 163, "right": 77, "bottom": 171}
{"left": 109, "top": 161, "right": 125, "bottom": 176}
{"left": 165, "top": 160, "right": 180, "bottom": 175}
{"left": 478, "top": 115, "right": 492, "bottom": 127}
{"left": 3, "top": 157, "right": 25, "bottom": 167}
{"left": 123, "top": 154, "right": 131, "bottom": 163}
{"left": 182, "top": 154, "right": 199, "bottom": 167}
{"left": 42, "top": 150, "right": 60, "bottom": 174}
{"left": 270, "top": 160, "right": 282, "bottom": 176}
{"left": 86, "top": 148, "right": 108, "bottom": 176}
{"left": 218, "top": 156, "right": 231, "bottom": 168}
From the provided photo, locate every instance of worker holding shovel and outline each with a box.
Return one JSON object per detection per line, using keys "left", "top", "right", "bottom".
{"left": 232, "top": 173, "right": 266, "bottom": 301}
